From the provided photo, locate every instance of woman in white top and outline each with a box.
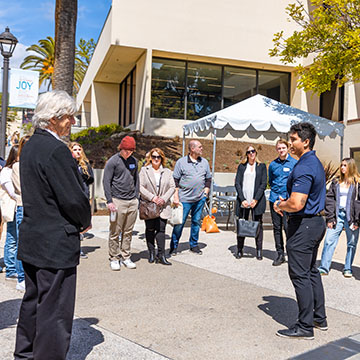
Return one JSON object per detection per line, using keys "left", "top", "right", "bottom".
{"left": 0, "top": 145, "right": 24, "bottom": 287}
{"left": 319, "top": 158, "right": 360, "bottom": 277}
{"left": 234, "top": 145, "right": 267, "bottom": 260}
{"left": 139, "top": 148, "right": 175, "bottom": 265}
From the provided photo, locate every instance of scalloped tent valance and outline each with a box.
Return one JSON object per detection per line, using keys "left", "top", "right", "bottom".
{"left": 183, "top": 94, "right": 344, "bottom": 138}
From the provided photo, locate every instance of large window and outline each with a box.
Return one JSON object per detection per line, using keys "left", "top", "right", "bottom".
{"left": 350, "top": 148, "right": 360, "bottom": 172}
{"left": 151, "top": 59, "right": 186, "bottom": 119}
{"left": 151, "top": 57, "right": 290, "bottom": 120}
{"left": 119, "top": 67, "right": 136, "bottom": 127}
{"left": 187, "top": 62, "right": 222, "bottom": 120}
{"left": 223, "top": 67, "right": 257, "bottom": 108}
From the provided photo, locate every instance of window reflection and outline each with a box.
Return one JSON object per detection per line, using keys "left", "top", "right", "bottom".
{"left": 151, "top": 59, "right": 186, "bottom": 119}
{"left": 258, "top": 71, "right": 289, "bottom": 104}
{"left": 186, "top": 62, "right": 222, "bottom": 120}
{"left": 223, "top": 67, "right": 256, "bottom": 108}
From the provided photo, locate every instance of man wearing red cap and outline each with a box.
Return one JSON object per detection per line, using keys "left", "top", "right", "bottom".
{"left": 103, "top": 136, "right": 139, "bottom": 271}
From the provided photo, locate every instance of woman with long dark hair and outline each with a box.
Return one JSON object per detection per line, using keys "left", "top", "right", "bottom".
{"left": 234, "top": 145, "right": 267, "bottom": 260}
{"left": 319, "top": 158, "right": 360, "bottom": 278}
{"left": 0, "top": 145, "right": 24, "bottom": 289}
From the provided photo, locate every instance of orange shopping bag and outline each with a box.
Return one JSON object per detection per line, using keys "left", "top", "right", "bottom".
{"left": 201, "top": 215, "right": 210, "bottom": 231}
{"left": 205, "top": 215, "right": 220, "bottom": 233}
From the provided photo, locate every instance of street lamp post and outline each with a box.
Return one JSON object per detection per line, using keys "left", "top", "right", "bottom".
{"left": 0, "top": 27, "right": 18, "bottom": 159}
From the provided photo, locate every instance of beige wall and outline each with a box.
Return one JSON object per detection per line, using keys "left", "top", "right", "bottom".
{"left": 91, "top": 82, "right": 120, "bottom": 126}
{"left": 111, "top": 0, "right": 303, "bottom": 67}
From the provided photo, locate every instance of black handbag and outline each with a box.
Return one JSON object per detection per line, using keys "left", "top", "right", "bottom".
{"left": 353, "top": 183, "right": 360, "bottom": 223}
{"left": 236, "top": 209, "right": 260, "bottom": 238}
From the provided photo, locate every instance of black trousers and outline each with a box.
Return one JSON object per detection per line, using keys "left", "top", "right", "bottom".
{"left": 286, "top": 216, "right": 326, "bottom": 331}
{"left": 269, "top": 201, "right": 288, "bottom": 256}
{"left": 145, "top": 217, "right": 167, "bottom": 255}
{"left": 14, "top": 262, "right": 77, "bottom": 360}
{"left": 237, "top": 208, "right": 263, "bottom": 251}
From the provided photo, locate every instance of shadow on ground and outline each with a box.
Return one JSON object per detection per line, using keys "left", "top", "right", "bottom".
{"left": 228, "top": 244, "right": 278, "bottom": 261}
{"left": 258, "top": 295, "right": 298, "bottom": 328}
{"left": 67, "top": 318, "right": 104, "bottom": 360}
{"left": 0, "top": 299, "right": 21, "bottom": 330}
{"left": 326, "top": 261, "right": 360, "bottom": 281}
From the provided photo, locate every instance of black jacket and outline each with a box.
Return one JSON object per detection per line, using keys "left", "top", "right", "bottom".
{"left": 78, "top": 161, "right": 94, "bottom": 199}
{"left": 235, "top": 162, "right": 267, "bottom": 216}
{"left": 325, "top": 179, "right": 360, "bottom": 226}
{"left": 18, "top": 129, "right": 91, "bottom": 269}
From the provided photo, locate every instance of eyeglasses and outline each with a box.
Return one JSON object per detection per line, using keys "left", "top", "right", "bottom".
{"left": 246, "top": 150, "right": 256, "bottom": 155}
{"left": 151, "top": 155, "right": 162, "bottom": 160}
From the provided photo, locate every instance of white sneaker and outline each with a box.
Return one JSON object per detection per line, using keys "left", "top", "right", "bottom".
{"left": 110, "top": 260, "right": 121, "bottom": 271}
{"left": 121, "top": 259, "right": 136, "bottom": 269}
{"left": 16, "top": 280, "right": 25, "bottom": 292}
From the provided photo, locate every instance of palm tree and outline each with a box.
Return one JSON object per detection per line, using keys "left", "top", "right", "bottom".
{"left": 20, "top": 37, "right": 54, "bottom": 90}
{"left": 53, "top": 0, "right": 77, "bottom": 95}
{"left": 20, "top": 36, "right": 95, "bottom": 94}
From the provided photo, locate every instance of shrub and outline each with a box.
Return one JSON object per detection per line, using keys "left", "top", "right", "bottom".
{"left": 70, "top": 124, "right": 130, "bottom": 143}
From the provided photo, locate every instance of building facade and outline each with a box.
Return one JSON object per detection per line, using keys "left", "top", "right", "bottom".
{"left": 76, "top": 0, "right": 360, "bottom": 167}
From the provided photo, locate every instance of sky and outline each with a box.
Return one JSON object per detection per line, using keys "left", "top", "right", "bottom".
{"left": 0, "top": 0, "right": 112, "bottom": 69}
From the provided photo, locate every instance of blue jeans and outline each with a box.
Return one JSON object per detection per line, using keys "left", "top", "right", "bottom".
{"left": 319, "top": 208, "right": 359, "bottom": 273}
{"left": 4, "top": 206, "right": 24, "bottom": 282}
{"left": 171, "top": 197, "right": 206, "bottom": 249}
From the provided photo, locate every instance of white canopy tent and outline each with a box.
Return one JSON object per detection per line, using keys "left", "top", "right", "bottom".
{"left": 182, "top": 94, "right": 345, "bottom": 211}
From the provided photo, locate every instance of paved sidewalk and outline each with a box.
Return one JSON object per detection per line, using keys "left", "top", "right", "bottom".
{"left": 0, "top": 215, "right": 359, "bottom": 359}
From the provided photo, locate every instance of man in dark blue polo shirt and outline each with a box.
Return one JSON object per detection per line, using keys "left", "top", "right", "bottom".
{"left": 268, "top": 138, "right": 297, "bottom": 266}
{"left": 274, "top": 122, "right": 327, "bottom": 340}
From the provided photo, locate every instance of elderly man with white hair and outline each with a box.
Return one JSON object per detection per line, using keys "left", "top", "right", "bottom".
{"left": 14, "top": 90, "right": 91, "bottom": 360}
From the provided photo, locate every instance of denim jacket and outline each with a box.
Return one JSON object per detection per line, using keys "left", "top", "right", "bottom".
{"left": 325, "top": 179, "right": 360, "bottom": 226}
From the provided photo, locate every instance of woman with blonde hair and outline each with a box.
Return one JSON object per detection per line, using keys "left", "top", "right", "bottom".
{"left": 139, "top": 147, "right": 175, "bottom": 265}
{"left": 319, "top": 158, "right": 360, "bottom": 278}
{"left": 234, "top": 145, "right": 267, "bottom": 260}
{"left": 69, "top": 142, "right": 94, "bottom": 259}
{"left": 69, "top": 142, "right": 94, "bottom": 199}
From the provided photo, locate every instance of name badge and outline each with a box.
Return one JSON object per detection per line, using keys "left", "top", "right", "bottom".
{"left": 283, "top": 167, "right": 290, "bottom": 172}
{"left": 129, "top": 164, "right": 136, "bottom": 169}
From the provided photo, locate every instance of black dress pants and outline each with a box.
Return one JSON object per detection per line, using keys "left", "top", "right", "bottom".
{"left": 145, "top": 217, "right": 167, "bottom": 255}
{"left": 237, "top": 208, "right": 263, "bottom": 251}
{"left": 286, "top": 215, "right": 326, "bottom": 331}
{"left": 269, "top": 201, "right": 288, "bottom": 256}
{"left": 14, "top": 262, "right": 77, "bottom": 360}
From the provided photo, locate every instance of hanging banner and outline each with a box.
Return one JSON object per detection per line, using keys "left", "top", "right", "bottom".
{"left": 9, "top": 68, "right": 39, "bottom": 109}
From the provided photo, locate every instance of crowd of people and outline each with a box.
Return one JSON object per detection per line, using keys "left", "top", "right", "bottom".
{"left": 0, "top": 90, "right": 358, "bottom": 357}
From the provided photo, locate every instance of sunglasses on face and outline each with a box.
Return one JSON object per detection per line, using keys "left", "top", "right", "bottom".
{"left": 246, "top": 149, "right": 256, "bottom": 155}
{"left": 151, "top": 155, "right": 161, "bottom": 160}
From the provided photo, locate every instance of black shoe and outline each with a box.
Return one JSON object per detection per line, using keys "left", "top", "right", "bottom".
{"left": 314, "top": 320, "right": 328, "bottom": 331}
{"left": 190, "top": 246, "right": 203, "bottom": 255}
{"left": 169, "top": 247, "right": 178, "bottom": 256}
{"left": 276, "top": 325, "right": 314, "bottom": 340}
{"left": 148, "top": 251, "right": 156, "bottom": 263}
{"left": 272, "top": 254, "right": 285, "bottom": 266}
{"left": 80, "top": 251, "right": 88, "bottom": 259}
{"left": 256, "top": 249, "right": 263, "bottom": 260}
{"left": 157, "top": 253, "right": 172, "bottom": 266}
{"left": 235, "top": 249, "right": 243, "bottom": 259}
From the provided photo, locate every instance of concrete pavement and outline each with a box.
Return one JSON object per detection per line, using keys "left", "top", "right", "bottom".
{"left": 0, "top": 215, "right": 359, "bottom": 359}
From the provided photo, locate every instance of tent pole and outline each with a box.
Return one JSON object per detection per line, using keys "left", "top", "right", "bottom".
{"left": 340, "top": 135, "right": 343, "bottom": 161}
{"left": 209, "top": 129, "right": 217, "bottom": 214}
{"left": 182, "top": 131, "right": 185, "bottom": 157}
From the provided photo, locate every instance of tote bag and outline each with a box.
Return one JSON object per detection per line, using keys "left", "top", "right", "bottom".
{"left": 169, "top": 203, "right": 183, "bottom": 226}
{"left": 236, "top": 209, "right": 259, "bottom": 238}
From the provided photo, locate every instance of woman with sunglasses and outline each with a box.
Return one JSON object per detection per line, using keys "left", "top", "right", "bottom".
{"left": 139, "top": 148, "right": 175, "bottom": 265}
{"left": 234, "top": 145, "right": 267, "bottom": 260}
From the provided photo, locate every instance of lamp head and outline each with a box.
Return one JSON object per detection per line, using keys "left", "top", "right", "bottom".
{"left": 0, "top": 27, "right": 18, "bottom": 57}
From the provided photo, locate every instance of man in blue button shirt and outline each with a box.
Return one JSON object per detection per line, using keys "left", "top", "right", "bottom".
{"left": 269, "top": 139, "right": 297, "bottom": 266}
{"left": 274, "top": 123, "right": 327, "bottom": 340}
